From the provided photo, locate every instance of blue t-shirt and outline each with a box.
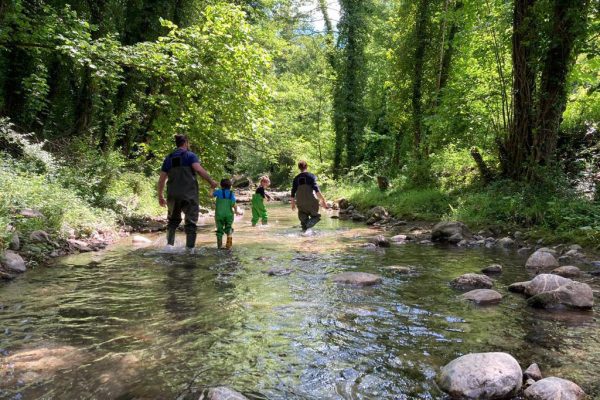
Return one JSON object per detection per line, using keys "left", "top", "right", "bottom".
{"left": 213, "top": 189, "right": 236, "bottom": 202}
{"left": 161, "top": 148, "right": 200, "bottom": 173}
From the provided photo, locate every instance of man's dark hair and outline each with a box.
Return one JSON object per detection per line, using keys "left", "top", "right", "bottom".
{"left": 220, "top": 178, "right": 232, "bottom": 190}
{"left": 175, "top": 134, "right": 188, "bottom": 147}
{"left": 298, "top": 160, "right": 308, "bottom": 171}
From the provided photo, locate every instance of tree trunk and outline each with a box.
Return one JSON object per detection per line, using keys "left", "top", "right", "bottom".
{"left": 531, "top": 0, "right": 588, "bottom": 168}
{"left": 411, "top": 0, "right": 429, "bottom": 156}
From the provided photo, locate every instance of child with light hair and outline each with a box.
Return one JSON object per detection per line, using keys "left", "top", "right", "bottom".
{"left": 251, "top": 175, "right": 272, "bottom": 226}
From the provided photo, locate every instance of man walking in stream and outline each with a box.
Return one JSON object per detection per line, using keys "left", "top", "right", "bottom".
{"left": 291, "top": 160, "right": 328, "bottom": 231}
{"left": 158, "top": 134, "right": 217, "bottom": 249}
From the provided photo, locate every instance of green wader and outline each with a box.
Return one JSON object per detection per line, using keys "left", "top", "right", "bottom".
{"left": 296, "top": 183, "right": 320, "bottom": 231}
{"left": 166, "top": 155, "right": 199, "bottom": 248}
{"left": 251, "top": 193, "right": 268, "bottom": 226}
{"left": 215, "top": 190, "right": 235, "bottom": 248}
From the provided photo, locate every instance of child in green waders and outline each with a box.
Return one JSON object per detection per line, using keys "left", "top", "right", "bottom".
{"left": 251, "top": 176, "right": 272, "bottom": 226}
{"left": 213, "top": 179, "right": 242, "bottom": 249}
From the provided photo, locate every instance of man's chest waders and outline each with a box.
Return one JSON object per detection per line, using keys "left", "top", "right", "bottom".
{"left": 251, "top": 193, "right": 268, "bottom": 226}
{"left": 295, "top": 177, "right": 320, "bottom": 231}
{"left": 166, "top": 155, "right": 199, "bottom": 248}
{"left": 215, "top": 190, "right": 235, "bottom": 248}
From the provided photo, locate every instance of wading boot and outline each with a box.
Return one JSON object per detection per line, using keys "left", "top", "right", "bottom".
{"left": 217, "top": 237, "right": 223, "bottom": 249}
{"left": 226, "top": 235, "right": 233, "bottom": 250}
{"left": 185, "top": 232, "right": 197, "bottom": 249}
{"left": 305, "top": 216, "right": 321, "bottom": 230}
{"left": 166, "top": 227, "right": 177, "bottom": 246}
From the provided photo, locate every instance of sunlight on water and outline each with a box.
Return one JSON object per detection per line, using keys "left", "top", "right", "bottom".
{"left": 0, "top": 204, "right": 598, "bottom": 399}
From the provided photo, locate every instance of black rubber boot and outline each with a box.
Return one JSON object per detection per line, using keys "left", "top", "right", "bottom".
{"left": 185, "top": 232, "right": 197, "bottom": 249}
{"left": 305, "top": 216, "right": 321, "bottom": 230}
{"left": 217, "top": 237, "right": 223, "bottom": 249}
{"left": 166, "top": 227, "right": 177, "bottom": 245}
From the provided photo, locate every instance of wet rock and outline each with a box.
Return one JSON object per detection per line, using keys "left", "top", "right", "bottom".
{"left": 551, "top": 266, "right": 581, "bottom": 278}
{"left": 564, "top": 249, "right": 585, "bottom": 259}
{"left": 526, "top": 250, "right": 559, "bottom": 269}
{"left": 332, "top": 272, "right": 382, "bottom": 286}
{"left": 369, "top": 235, "right": 390, "bottom": 248}
{"left": 481, "top": 264, "right": 503, "bottom": 274}
{"left": 365, "top": 206, "right": 389, "bottom": 225}
{"left": 524, "top": 377, "right": 585, "bottom": 400}
{"left": 508, "top": 281, "right": 530, "bottom": 293}
{"left": 199, "top": 386, "right": 249, "bottom": 400}
{"left": 450, "top": 273, "right": 493, "bottom": 291}
{"left": 461, "top": 289, "right": 503, "bottom": 305}
{"left": 527, "top": 281, "right": 594, "bottom": 309}
{"left": 524, "top": 363, "right": 542, "bottom": 381}
{"left": 29, "top": 230, "right": 52, "bottom": 243}
{"left": 419, "top": 239, "right": 432, "bottom": 245}
{"left": 536, "top": 247, "right": 557, "bottom": 255}
{"left": 438, "top": 352, "right": 522, "bottom": 399}
{"left": 497, "top": 237, "right": 515, "bottom": 248}
{"left": 351, "top": 212, "right": 366, "bottom": 222}
{"left": 19, "top": 208, "right": 44, "bottom": 218}
{"left": 67, "top": 239, "right": 92, "bottom": 252}
{"left": 568, "top": 244, "right": 583, "bottom": 252}
{"left": 525, "top": 274, "right": 571, "bottom": 296}
{"left": 0, "top": 250, "right": 26, "bottom": 273}
{"left": 448, "top": 233, "right": 464, "bottom": 244}
{"left": 391, "top": 234, "right": 408, "bottom": 242}
{"left": 514, "top": 231, "right": 524, "bottom": 240}
{"left": 264, "top": 267, "right": 293, "bottom": 276}
{"left": 590, "top": 261, "right": 600, "bottom": 268}
{"left": 131, "top": 235, "right": 152, "bottom": 245}
{"left": 9, "top": 233, "right": 20, "bottom": 251}
{"left": 525, "top": 378, "right": 536, "bottom": 388}
{"left": 431, "top": 221, "right": 472, "bottom": 244}
{"left": 337, "top": 198, "right": 350, "bottom": 210}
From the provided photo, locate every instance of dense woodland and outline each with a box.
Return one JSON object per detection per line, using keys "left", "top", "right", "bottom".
{"left": 0, "top": 0, "right": 599, "bottom": 247}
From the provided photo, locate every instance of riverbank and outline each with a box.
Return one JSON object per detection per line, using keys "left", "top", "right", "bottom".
{"left": 326, "top": 180, "right": 600, "bottom": 249}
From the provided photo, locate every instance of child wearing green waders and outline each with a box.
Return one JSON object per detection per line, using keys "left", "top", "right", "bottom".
{"left": 213, "top": 179, "right": 242, "bottom": 249}
{"left": 251, "top": 176, "right": 272, "bottom": 226}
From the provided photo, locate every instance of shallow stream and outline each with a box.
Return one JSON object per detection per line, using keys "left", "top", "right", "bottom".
{"left": 1, "top": 204, "right": 599, "bottom": 399}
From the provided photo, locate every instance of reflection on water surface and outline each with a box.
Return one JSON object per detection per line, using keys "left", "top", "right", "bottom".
{"left": 0, "top": 204, "right": 598, "bottom": 399}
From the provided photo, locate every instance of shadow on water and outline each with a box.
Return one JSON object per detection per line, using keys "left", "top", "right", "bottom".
{"left": 0, "top": 204, "right": 599, "bottom": 399}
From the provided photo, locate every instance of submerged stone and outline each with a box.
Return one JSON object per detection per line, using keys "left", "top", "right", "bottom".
{"left": 461, "top": 289, "right": 502, "bottom": 305}
{"left": 199, "top": 386, "right": 249, "bottom": 400}
{"left": 331, "top": 272, "right": 382, "bottom": 286}
{"left": 438, "top": 352, "right": 522, "bottom": 399}
{"left": 450, "top": 273, "right": 493, "bottom": 291}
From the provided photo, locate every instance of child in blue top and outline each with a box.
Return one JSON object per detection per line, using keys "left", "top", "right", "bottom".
{"left": 212, "top": 179, "right": 241, "bottom": 249}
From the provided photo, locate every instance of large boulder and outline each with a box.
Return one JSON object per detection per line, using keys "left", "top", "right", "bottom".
{"left": 331, "top": 272, "right": 382, "bottom": 286}
{"left": 438, "top": 352, "right": 522, "bottom": 399}
{"left": 461, "top": 289, "right": 503, "bottom": 305}
{"left": 527, "top": 281, "right": 594, "bottom": 309}
{"left": 524, "top": 377, "right": 585, "bottom": 400}
{"left": 0, "top": 250, "right": 26, "bottom": 273}
{"left": 199, "top": 387, "right": 248, "bottom": 400}
{"left": 450, "top": 273, "right": 493, "bottom": 291}
{"left": 525, "top": 274, "right": 571, "bottom": 297}
{"left": 526, "top": 250, "right": 559, "bottom": 269}
{"left": 431, "top": 221, "right": 472, "bottom": 243}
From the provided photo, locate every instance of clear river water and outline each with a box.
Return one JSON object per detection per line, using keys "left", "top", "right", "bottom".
{"left": 0, "top": 204, "right": 599, "bottom": 399}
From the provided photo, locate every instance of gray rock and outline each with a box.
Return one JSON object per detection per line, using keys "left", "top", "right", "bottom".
{"left": 29, "top": 230, "right": 52, "bottom": 243}
{"left": 450, "top": 273, "right": 493, "bottom": 291}
{"left": 564, "top": 249, "right": 585, "bottom": 259}
{"left": 462, "top": 289, "right": 503, "bottom": 305}
{"left": 525, "top": 378, "right": 536, "bottom": 387}
{"left": 199, "top": 386, "right": 249, "bottom": 400}
{"left": 481, "top": 264, "right": 503, "bottom": 274}
{"left": 527, "top": 281, "right": 594, "bottom": 309}
{"left": 524, "top": 377, "right": 585, "bottom": 400}
{"left": 448, "top": 233, "right": 464, "bottom": 244}
{"left": 514, "top": 231, "right": 524, "bottom": 240}
{"left": 9, "top": 233, "right": 20, "bottom": 251}
{"left": 67, "top": 239, "right": 92, "bottom": 252}
{"left": 365, "top": 206, "right": 389, "bottom": 225}
{"left": 590, "top": 261, "right": 600, "bottom": 268}
{"left": 551, "top": 266, "right": 581, "bottom": 278}
{"left": 0, "top": 251, "right": 26, "bottom": 273}
{"left": 524, "top": 363, "right": 542, "bottom": 381}
{"left": 369, "top": 235, "right": 390, "bottom": 248}
{"left": 518, "top": 247, "right": 533, "bottom": 256}
{"left": 525, "top": 274, "right": 571, "bottom": 297}
{"left": 537, "top": 247, "right": 557, "bottom": 255}
{"left": 432, "top": 221, "right": 472, "bottom": 243}
{"left": 526, "top": 250, "right": 559, "bottom": 269}
{"left": 332, "top": 272, "right": 382, "bottom": 286}
{"left": 508, "top": 281, "right": 530, "bottom": 293}
{"left": 19, "top": 208, "right": 44, "bottom": 218}
{"left": 568, "top": 244, "right": 583, "bottom": 252}
{"left": 351, "top": 212, "right": 366, "bottom": 222}
{"left": 438, "top": 352, "right": 522, "bottom": 399}
{"left": 497, "top": 237, "right": 515, "bottom": 248}
{"left": 390, "top": 234, "right": 408, "bottom": 243}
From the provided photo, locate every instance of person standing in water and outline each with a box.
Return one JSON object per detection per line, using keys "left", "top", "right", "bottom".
{"left": 291, "top": 160, "right": 328, "bottom": 231}
{"left": 157, "top": 134, "right": 217, "bottom": 249}
{"left": 251, "top": 176, "right": 272, "bottom": 226}
{"left": 213, "top": 178, "right": 242, "bottom": 249}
